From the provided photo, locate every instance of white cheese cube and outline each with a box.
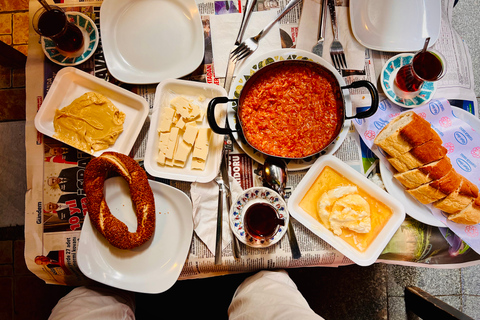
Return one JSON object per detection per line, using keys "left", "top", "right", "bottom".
{"left": 165, "top": 127, "right": 179, "bottom": 159}
{"left": 191, "top": 158, "right": 206, "bottom": 170}
{"left": 192, "top": 128, "right": 210, "bottom": 160}
{"left": 158, "top": 107, "right": 176, "bottom": 133}
{"left": 183, "top": 125, "right": 198, "bottom": 146}
{"left": 174, "top": 139, "right": 192, "bottom": 163}
{"left": 170, "top": 96, "right": 192, "bottom": 119}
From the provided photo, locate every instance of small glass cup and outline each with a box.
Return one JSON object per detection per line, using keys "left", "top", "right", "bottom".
{"left": 393, "top": 50, "right": 446, "bottom": 99}
{"left": 32, "top": 6, "right": 85, "bottom": 57}
{"left": 243, "top": 200, "right": 285, "bottom": 241}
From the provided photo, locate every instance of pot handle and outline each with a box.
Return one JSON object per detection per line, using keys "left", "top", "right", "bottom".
{"left": 207, "top": 97, "right": 237, "bottom": 135}
{"left": 342, "top": 80, "right": 379, "bottom": 120}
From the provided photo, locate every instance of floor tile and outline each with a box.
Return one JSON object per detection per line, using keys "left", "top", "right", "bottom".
{"left": 452, "top": 0, "right": 480, "bottom": 97}
{"left": 0, "top": 122, "right": 26, "bottom": 228}
{"left": 289, "top": 265, "right": 388, "bottom": 320}
{"left": 462, "top": 295, "right": 480, "bottom": 319}
{"left": 0, "top": 277, "right": 13, "bottom": 320}
{"left": 386, "top": 264, "right": 461, "bottom": 297}
{"left": 461, "top": 263, "right": 480, "bottom": 295}
{"left": 13, "top": 275, "right": 73, "bottom": 320}
{"left": 0, "top": 89, "right": 25, "bottom": 120}
{"left": 0, "top": 240, "right": 13, "bottom": 264}
{"left": 13, "top": 241, "right": 30, "bottom": 276}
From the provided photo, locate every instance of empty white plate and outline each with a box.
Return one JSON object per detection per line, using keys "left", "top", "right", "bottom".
{"left": 100, "top": 0, "right": 204, "bottom": 84}
{"left": 350, "top": 0, "right": 441, "bottom": 52}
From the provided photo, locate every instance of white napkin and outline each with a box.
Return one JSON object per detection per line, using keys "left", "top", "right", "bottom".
{"left": 210, "top": 10, "right": 282, "bottom": 79}
{"left": 297, "top": 2, "right": 365, "bottom": 70}
{"left": 191, "top": 175, "right": 243, "bottom": 254}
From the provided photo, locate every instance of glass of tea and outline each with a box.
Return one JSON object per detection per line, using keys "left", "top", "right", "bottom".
{"left": 32, "top": 6, "right": 85, "bottom": 57}
{"left": 243, "top": 200, "right": 285, "bottom": 241}
{"left": 393, "top": 50, "right": 446, "bottom": 99}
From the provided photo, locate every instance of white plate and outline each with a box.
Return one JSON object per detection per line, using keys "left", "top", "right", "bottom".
{"left": 350, "top": 0, "right": 441, "bottom": 52}
{"left": 230, "top": 187, "right": 289, "bottom": 248}
{"left": 380, "top": 107, "right": 480, "bottom": 227}
{"left": 228, "top": 49, "right": 352, "bottom": 171}
{"left": 100, "top": 0, "right": 204, "bottom": 84}
{"left": 34, "top": 67, "right": 149, "bottom": 157}
{"left": 77, "top": 177, "right": 193, "bottom": 294}
{"left": 41, "top": 12, "right": 99, "bottom": 66}
{"left": 288, "top": 155, "right": 405, "bottom": 266}
{"left": 380, "top": 54, "right": 436, "bottom": 108}
{"left": 144, "top": 79, "right": 227, "bottom": 182}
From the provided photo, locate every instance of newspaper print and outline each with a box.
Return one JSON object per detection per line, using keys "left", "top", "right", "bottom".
{"left": 25, "top": 0, "right": 480, "bottom": 286}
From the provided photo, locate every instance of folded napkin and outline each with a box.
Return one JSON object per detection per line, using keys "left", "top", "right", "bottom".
{"left": 210, "top": 10, "right": 282, "bottom": 79}
{"left": 297, "top": 2, "right": 364, "bottom": 70}
{"left": 191, "top": 175, "right": 243, "bottom": 254}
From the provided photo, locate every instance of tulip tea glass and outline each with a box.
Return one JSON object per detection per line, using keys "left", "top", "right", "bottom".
{"left": 393, "top": 50, "right": 446, "bottom": 99}
{"left": 244, "top": 200, "right": 285, "bottom": 240}
{"left": 33, "top": 6, "right": 85, "bottom": 57}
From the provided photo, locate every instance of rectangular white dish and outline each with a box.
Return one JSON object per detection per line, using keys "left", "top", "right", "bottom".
{"left": 144, "top": 79, "right": 227, "bottom": 183}
{"left": 34, "top": 67, "right": 149, "bottom": 157}
{"left": 288, "top": 155, "right": 405, "bottom": 266}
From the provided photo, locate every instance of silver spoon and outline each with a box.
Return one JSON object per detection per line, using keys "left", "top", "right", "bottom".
{"left": 262, "top": 157, "right": 301, "bottom": 259}
{"left": 38, "top": 0, "right": 52, "bottom": 11}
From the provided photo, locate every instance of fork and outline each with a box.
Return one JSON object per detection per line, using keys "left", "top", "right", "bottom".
{"left": 327, "top": 0, "right": 347, "bottom": 71}
{"left": 231, "top": 0, "right": 302, "bottom": 62}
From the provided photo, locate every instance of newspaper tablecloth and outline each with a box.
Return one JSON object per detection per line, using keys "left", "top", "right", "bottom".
{"left": 24, "top": 0, "right": 480, "bottom": 286}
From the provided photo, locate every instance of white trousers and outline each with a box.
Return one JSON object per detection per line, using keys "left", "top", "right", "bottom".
{"left": 49, "top": 270, "right": 323, "bottom": 320}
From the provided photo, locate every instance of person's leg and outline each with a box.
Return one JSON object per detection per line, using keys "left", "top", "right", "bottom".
{"left": 228, "top": 270, "right": 324, "bottom": 320}
{"left": 49, "top": 285, "right": 135, "bottom": 320}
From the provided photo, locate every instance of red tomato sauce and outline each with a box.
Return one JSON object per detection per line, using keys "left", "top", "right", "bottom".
{"left": 239, "top": 63, "right": 342, "bottom": 158}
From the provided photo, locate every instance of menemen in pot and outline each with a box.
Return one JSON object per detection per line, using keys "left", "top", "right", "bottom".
{"left": 208, "top": 59, "right": 379, "bottom": 160}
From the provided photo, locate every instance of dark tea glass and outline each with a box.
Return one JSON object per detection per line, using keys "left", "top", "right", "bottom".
{"left": 393, "top": 50, "right": 446, "bottom": 99}
{"left": 244, "top": 201, "right": 285, "bottom": 240}
{"left": 32, "top": 6, "right": 85, "bottom": 57}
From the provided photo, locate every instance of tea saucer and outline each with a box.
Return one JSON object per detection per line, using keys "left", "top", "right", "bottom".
{"left": 41, "top": 12, "right": 99, "bottom": 66}
{"left": 380, "top": 53, "right": 436, "bottom": 108}
{"left": 229, "top": 187, "right": 289, "bottom": 248}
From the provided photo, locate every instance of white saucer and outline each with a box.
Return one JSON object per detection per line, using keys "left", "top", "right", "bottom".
{"left": 380, "top": 54, "right": 437, "bottom": 108}
{"left": 41, "top": 12, "right": 99, "bottom": 66}
{"left": 230, "top": 187, "right": 289, "bottom": 248}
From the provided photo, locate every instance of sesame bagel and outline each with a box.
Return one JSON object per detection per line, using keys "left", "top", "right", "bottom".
{"left": 84, "top": 152, "right": 155, "bottom": 249}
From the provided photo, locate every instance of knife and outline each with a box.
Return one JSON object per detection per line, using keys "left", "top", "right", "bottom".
{"left": 220, "top": 134, "right": 241, "bottom": 260}
{"left": 312, "top": 0, "right": 328, "bottom": 57}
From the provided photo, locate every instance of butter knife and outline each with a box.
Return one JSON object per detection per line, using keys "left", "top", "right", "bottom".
{"left": 220, "top": 134, "right": 241, "bottom": 260}
{"left": 312, "top": 0, "right": 327, "bottom": 57}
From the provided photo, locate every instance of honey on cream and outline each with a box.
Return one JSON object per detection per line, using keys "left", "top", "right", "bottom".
{"left": 299, "top": 166, "right": 393, "bottom": 252}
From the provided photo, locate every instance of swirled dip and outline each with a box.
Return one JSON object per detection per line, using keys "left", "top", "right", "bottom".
{"left": 53, "top": 92, "right": 125, "bottom": 153}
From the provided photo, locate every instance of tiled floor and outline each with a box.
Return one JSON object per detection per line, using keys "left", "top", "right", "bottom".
{"left": 1, "top": 0, "right": 480, "bottom": 319}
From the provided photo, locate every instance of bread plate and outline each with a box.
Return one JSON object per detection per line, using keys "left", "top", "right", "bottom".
{"left": 77, "top": 177, "right": 193, "bottom": 294}
{"left": 34, "top": 67, "right": 149, "bottom": 157}
{"left": 379, "top": 107, "right": 480, "bottom": 227}
{"left": 288, "top": 155, "right": 405, "bottom": 266}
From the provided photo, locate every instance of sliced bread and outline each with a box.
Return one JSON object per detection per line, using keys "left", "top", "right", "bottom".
{"left": 448, "top": 195, "right": 480, "bottom": 225}
{"left": 434, "top": 177, "right": 479, "bottom": 214}
{"left": 374, "top": 111, "right": 441, "bottom": 158}
{"left": 406, "top": 169, "right": 462, "bottom": 205}
{"left": 393, "top": 157, "right": 452, "bottom": 189}
{"left": 387, "top": 140, "right": 448, "bottom": 173}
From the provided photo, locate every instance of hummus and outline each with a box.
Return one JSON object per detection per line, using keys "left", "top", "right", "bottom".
{"left": 53, "top": 92, "right": 125, "bottom": 153}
